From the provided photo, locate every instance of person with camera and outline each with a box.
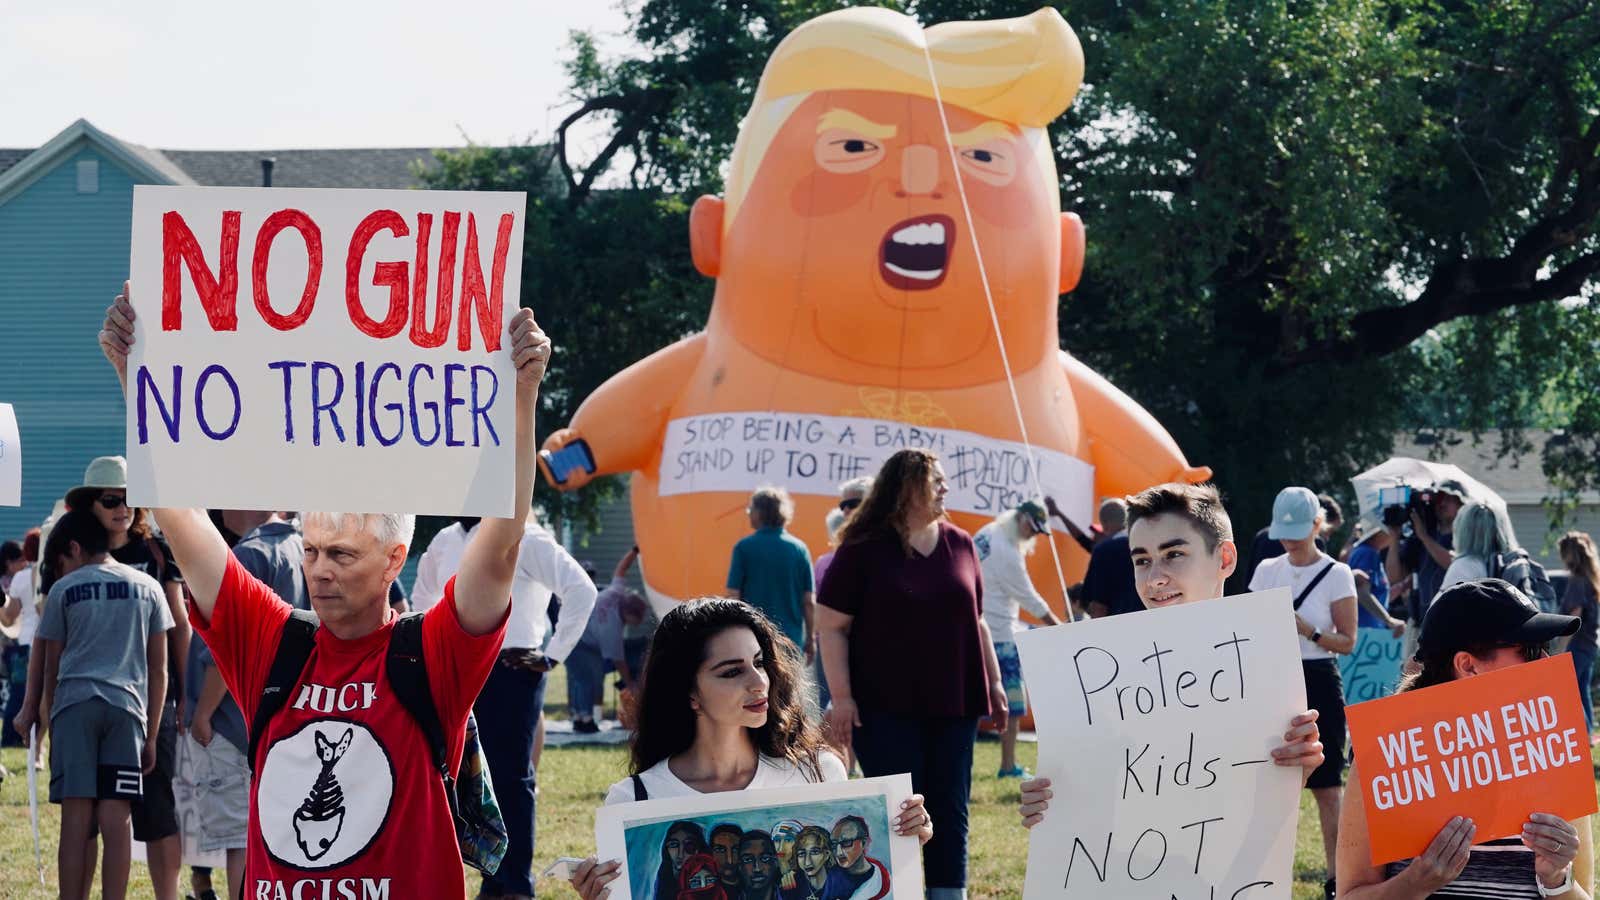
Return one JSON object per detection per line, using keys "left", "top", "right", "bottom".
{"left": 1383, "top": 480, "right": 1465, "bottom": 661}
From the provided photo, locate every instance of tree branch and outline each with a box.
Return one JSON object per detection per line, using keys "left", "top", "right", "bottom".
{"left": 556, "top": 88, "right": 672, "bottom": 210}
{"left": 1284, "top": 248, "right": 1600, "bottom": 368}
{"left": 556, "top": 94, "right": 630, "bottom": 206}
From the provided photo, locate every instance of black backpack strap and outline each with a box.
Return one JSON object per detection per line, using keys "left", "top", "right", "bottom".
{"left": 1294, "top": 563, "right": 1337, "bottom": 610}
{"left": 248, "top": 608, "right": 319, "bottom": 772}
{"left": 632, "top": 774, "right": 648, "bottom": 801}
{"left": 386, "top": 612, "right": 462, "bottom": 825}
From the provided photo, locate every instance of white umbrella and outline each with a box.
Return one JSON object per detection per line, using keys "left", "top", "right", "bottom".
{"left": 1349, "top": 456, "right": 1508, "bottom": 532}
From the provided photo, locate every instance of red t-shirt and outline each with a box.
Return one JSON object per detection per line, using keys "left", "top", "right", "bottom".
{"left": 192, "top": 553, "right": 506, "bottom": 900}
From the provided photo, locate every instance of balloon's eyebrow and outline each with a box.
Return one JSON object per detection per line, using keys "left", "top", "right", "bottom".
{"left": 948, "top": 121, "right": 1019, "bottom": 147}
{"left": 817, "top": 108, "right": 897, "bottom": 140}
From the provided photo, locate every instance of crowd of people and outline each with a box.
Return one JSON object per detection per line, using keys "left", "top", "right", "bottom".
{"left": 0, "top": 287, "right": 1592, "bottom": 900}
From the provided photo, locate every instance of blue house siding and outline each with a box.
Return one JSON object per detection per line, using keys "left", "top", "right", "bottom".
{"left": 0, "top": 144, "right": 143, "bottom": 539}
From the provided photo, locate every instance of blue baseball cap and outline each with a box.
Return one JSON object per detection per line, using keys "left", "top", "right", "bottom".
{"left": 1267, "top": 486, "right": 1320, "bottom": 541}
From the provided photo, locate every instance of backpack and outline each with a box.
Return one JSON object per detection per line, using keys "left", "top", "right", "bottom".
{"left": 247, "top": 609, "right": 508, "bottom": 875}
{"left": 1490, "top": 550, "right": 1561, "bottom": 614}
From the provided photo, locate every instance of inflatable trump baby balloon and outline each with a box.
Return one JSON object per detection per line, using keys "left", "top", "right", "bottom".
{"left": 541, "top": 7, "right": 1209, "bottom": 612}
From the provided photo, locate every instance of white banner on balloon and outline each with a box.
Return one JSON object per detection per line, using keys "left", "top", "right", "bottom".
{"left": 658, "top": 411, "right": 1095, "bottom": 523}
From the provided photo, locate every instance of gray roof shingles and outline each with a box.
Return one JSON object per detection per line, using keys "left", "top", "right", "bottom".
{"left": 161, "top": 148, "right": 446, "bottom": 189}
{"left": 0, "top": 148, "right": 33, "bottom": 177}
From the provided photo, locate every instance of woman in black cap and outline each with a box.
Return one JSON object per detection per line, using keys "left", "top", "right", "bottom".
{"left": 1336, "top": 579, "right": 1593, "bottom": 899}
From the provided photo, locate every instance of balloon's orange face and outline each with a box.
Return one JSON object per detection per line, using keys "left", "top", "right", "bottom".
{"left": 717, "top": 90, "right": 1062, "bottom": 386}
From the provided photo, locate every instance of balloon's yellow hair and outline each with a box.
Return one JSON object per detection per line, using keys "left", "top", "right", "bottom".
{"left": 723, "top": 7, "right": 1085, "bottom": 231}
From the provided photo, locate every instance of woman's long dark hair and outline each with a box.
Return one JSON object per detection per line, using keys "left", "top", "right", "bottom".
{"left": 1399, "top": 641, "right": 1548, "bottom": 693}
{"left": 630, "top": 599, "right": 827, "bottom": 780}
{"left": 836, "top": 449, "right": 941, "bottom": 550}
{"left": 654, "top": 820, "right": 706, "bottom": 900}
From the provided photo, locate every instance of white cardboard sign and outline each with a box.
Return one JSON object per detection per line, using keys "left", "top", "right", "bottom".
{"left": 1015, "top": 590, "right": 1308, "bottom": 900}
{"left": 0, "top": 403, "right": 18, "bottom": 506}
{"left": 127, "top": 185, "right": 525, "bottom": 516}
{"left": 660, "top": 411, "right": 1095, "bottom": 524}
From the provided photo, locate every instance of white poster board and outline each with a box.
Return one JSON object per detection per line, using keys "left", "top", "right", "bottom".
{"left": 596, "top": 774, "right": 922, "bottom": 900}
{"left": 0, "top": 403, "right": 18, "bottom": 506}
{"left": 660, "top": 412, "right": 1095, "bottom": 524}
{"left": 1015, "top": 590, "right": 1307, "bottom": 899}
{"left": 127, "top": 185, "right": 525, "bottom": 516}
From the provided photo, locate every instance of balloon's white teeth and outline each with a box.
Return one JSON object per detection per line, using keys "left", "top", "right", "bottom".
{"left": 884, "top": 262, "right": 943, "bottom": 280}
{"left": 891, "top": 222, "right": 947, "bottom": 246}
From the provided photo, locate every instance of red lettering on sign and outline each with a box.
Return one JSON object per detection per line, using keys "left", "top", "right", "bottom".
{"left": 410, "top": 212, "right": 453, "bottom": 348}
{"left": 162, "top": 210, "right": 241, "bottom": 331}
{"left": 252, "top": 209, "right": 323, "bottom": 331}
{"left": 457, "top": 212, "right": 513, "bottom": 352}
{"left": 346, "top": 210, "right": 410, "bottom": 339}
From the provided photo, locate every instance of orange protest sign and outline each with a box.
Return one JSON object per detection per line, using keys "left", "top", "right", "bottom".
{"left": 1346, "top": 653, "right": 1596, "bottom": 865}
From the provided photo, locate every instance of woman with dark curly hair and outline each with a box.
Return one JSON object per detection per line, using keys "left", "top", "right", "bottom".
{"left": 569, "top": 599, "right": 932, "bottom": 900}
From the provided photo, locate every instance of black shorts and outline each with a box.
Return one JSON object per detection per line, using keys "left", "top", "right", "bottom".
{"left": 131, "top": 701, "right": 179, "bottom": 841}
{"left": 1302, "top": 659, "right": 1346, "bottom": 789}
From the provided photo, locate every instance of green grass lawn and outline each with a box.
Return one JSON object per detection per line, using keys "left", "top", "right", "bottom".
{"left": 2, "top": 735, "right": 1594, "bottom": 899}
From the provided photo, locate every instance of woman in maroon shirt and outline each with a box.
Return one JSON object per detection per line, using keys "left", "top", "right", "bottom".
{"left": 817, "top": 449, "right": 1007, "bottom": 900}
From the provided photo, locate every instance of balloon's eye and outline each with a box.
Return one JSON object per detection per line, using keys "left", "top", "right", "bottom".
{"left": 816, "top": 131, "right": 886, "bottom": 174}
{"left": 957, "top": 142, "right": 1018, "bottom": 186}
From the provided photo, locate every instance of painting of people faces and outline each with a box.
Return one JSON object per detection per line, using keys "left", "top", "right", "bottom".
{"left": 595, "top": 775, "right": 922, "bottom": 900}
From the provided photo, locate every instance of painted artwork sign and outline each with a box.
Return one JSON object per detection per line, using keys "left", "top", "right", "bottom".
{"left": 659, "top": 412, "right": 1095, "bottom": 523}
{"left": 596, "top": 775, "right": 922, "bottom": 900}
{"left": 126, "top": 185, "right": 525, "bottom": 516}
{"left": 1015, "top": 590, "right": 1308, "bottom": 899}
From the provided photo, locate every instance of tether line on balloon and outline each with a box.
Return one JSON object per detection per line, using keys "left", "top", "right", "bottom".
{"left": 919, "top": 39, "right": 1075, "bottom": 615}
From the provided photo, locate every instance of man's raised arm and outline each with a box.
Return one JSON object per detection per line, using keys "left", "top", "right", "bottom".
{"left": 100, "top": 284, "right": 231, "bottom": 618}
{"left": 454, "top": 308, "right": 552, "bottom": 635}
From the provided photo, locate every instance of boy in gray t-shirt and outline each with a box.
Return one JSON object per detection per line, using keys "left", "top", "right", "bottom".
{"left": 30, "top": 510, "right": 172, "bottom": 900}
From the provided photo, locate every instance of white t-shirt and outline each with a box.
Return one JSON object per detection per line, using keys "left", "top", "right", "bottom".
{"left": 1441, "top": 555, "right": 1488, "bottom": 590}
{"left": 974, "top": 522, "right": 1054, "bottom": 645}
{"left": 1249, "top": 552, "right": 1357, "bottom": 661}
{"left": 411, "top": 522, "right": 598, "bottom": 659}
{"left": 7, "top": 564, "right": 40, "bottom": 645}
{"left": 603, "top": 751, "right": 849, "bottom": 805}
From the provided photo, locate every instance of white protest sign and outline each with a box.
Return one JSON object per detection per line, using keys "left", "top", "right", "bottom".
{"left": 28, "top": 724, "right": 42, "bottom": 885}
{"left": 0, "top": 403, "right": 19, "bottom": 506}
{"left": 660, "top": 411, "right": 1095, "bottom": 522}
{"left": 1015, "top": 590, "right": 1307, "bottom": 900}
{"left": 127, "top": 185, "right": 525, "bottom": 516}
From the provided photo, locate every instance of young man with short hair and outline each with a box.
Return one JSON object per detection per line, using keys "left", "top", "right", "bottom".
{"left": 35, "top": 509, "right": 173, "bottom": 900}
{"left": 1016, "top": 484, "right": 1325, "bottom": 873}
{"left": 98, "top": 283, "right": 553, "bottom": 900}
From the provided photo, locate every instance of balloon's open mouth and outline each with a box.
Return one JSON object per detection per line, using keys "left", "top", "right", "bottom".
{"left": 878, "top": 214, "right": 954, "bottom": 290}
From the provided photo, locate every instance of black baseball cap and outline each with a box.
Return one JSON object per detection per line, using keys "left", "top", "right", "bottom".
{"left": 1416, "top": 578, "right": 1579, "bottom": 660}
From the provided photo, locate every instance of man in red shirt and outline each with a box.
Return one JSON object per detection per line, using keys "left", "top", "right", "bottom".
{"left": 98, "top": 283, "right": 552, "bottom": 900}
